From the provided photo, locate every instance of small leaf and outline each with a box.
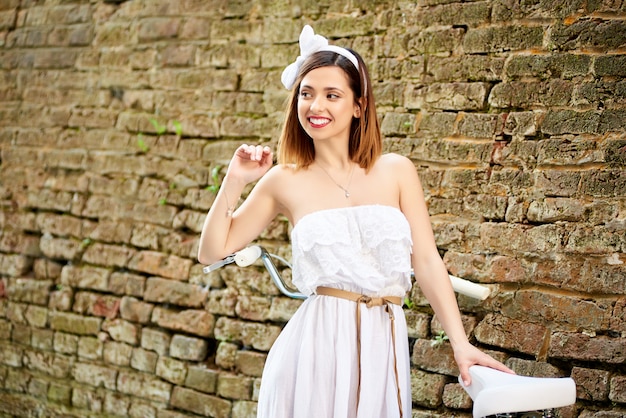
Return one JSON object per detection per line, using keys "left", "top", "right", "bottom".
{"left": 149, "top": 118, "right": 167, "bottom": 135}
{"left": 172, "top": 120, "right": 183, "bottom": 136}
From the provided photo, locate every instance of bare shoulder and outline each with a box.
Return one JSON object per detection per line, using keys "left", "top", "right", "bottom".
{"left": 376, "top": 153, "right": 417, "bottom": 176}
{"left": 258, "top": 163, "right": 297, "bottom": 186}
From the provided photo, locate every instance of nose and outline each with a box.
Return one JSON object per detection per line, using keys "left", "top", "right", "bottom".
{"left": 309, "top": 96, "right": 324, "bottom": 113}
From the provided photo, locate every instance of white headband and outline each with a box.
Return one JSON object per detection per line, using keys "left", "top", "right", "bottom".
{"left": 281, "top": 25, "right": 360, "bottom": 91}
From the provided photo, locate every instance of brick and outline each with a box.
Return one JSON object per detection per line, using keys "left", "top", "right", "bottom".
{"left": 71, "top": 385, "right": 104, "bottom": 412}
{"left": 235, "top": 350, "right": 265, "bottom": 377}
{"left": 151, "top": 307, "right": 214, "bottom": 337}
{"left": 474, "top": 313, "right": 547, "bottom": 356}
{"left": 463, "top": 26, "right": 543, "bottom": 53}
{"left": 60, "top": 265, "right": 110, "bottom": 292}
{"left": 129, "top": 402, "right": 157, "bottom": 418}
{"left": 506, "top": 53, "right": 591, "bottom": 80}
{"left": 39, "top": 236, "right": 81, "bottom": 260}
{"left": 72, "top": 362, "right": 117, "bottom": 390}
{"left": 235, "top": 295, "right": 271, "bottom": 321}
{"left": 6, "top": 278, "right": 51, "bottom": 306}
{"left": 22, "top": 349, "right": 72, "bottom": 379}
{"left": 489, "top": 81, "right": 573, "bottom": 109}
{"left": 170, "top": 386, "right": 231, "bottom": 418}
{"left": 120, "top": 296, "right": 153, "bottom": 324}
{"left": 156, "top": 356, "right": 187, "bottom": 385}
{"left": 28, "top": 377, "right": 50, "bottom": 401}
{"left": 102, "top": 318, "right": 139, "bottom": 345}
{"left": 480, "top": 223, "right": 564, "bottom": 255}
{"left": 117, "top": 370, "right": 172, "bottom": 403}
{"left": 130, "top": 347, "right": 158, "bottom": 373}
{"left": 565, "top": 225, "right": 625, "bottom": 254}
{"left": 170, "top": 334, "right": 208, "bottom": 361}
{"left": 609, "top": 374, "right": 626, "bottom": 403}
{"left": 541, "top": 110, "right": 601, "bottom": 135}
{"left": 214, "top": 317, "right": 282, "bottom": 351}
{"left": 77, "top": 336, "right": 103, "bottom": 360}
{"left": 144, "top": 277, "right": 206, "bottom": 308}
{"left": 128, "top": 251, "right": 192, "bottom": 281}
{"left": 442, "top": 382, "right": 471, "bottom": 410}
{"left": 550, "top": 20, "right": 626, "bottom": 52}
{"left": 103, "top": 341, "right": 132, "bottom": 366}
{"left": 414, "top": 1, "right": 490, "bottom": 27}
{"left": 82, "top": 243, "right": 136, "bottom": 268}
{"left": 73, "top": 292, "right": 120, "bottom": 318}
{"left": 109, "top": 272, "right": 146, "bottom": 297}
{"left": 595, "top": 54, "right": 626, "bottom": 77}
{"left": 206, "top": 288, "right": 239, "bottom": 316}
{"left": 137, "top": 17, "right": 180, "bottom": 42}
{"left": 549, "top": 333, "right": 626, "bottom": 364}
{"left": 412, "top": 338, "right": 457, "bottom": 376}
{"left": 184, "top": 365, "right": 218, "bottom": 394}
{"left": 405, "top": 82, "right": 489, "bottom": 111}
{"left": 49, "top": 311, "right": 101, "bottom": 336}
{"left": 48, "top": 287, "right": 73, "bottom": 311}
{"left": 216, "top": 342, "right": 237, "bottom": 370}
{"left": 217, "top": 373, "right": 253, "bottom": 400}
{"left": 53, "top": 332, "right": 78, "bottom": 355}
{"left": 48, "top": 381, "right": 72, "bottom": 405}
{"left": 572, "top": 366, "right": 610, "bottom": 401}
{"left": 381, "top": 112, "right": 416, "bottom": 136}
{"left": 141, "top": 328, "right": 171, "bottom": 356}
{"left": 0, "top": 231, "right": 41, "bottom": 256}
{"left": 0, "top": 344, "right": 23, "bottom": 367}
{"left": 499, "top": 290, "right": 611, "bottom": 330}
{"left": 232, "top": 401, "right": 257, "bottom": 418}
{"left": 580, "top": 169, "right": 626, "bottom": 198}
{"left": 410, "top": 368, "right": 447, "bottom": 408}
{"left": 11, "top": 323, "right": 31, "bottom": 345}
{"left": 537, "top": 138, "right": 602, "bottom": 166}
{"left": 31, "top": 329, "right": 53, "bottom": 351}
{"left": 102, "top": 392, "right": 130, "bottom": 416}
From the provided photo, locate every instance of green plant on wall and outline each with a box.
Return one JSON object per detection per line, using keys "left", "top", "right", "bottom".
{"left": 430, "top": 330, "right": 449, "bottom": 347}
{"left": 136, "top": 133, "right": 149, "bottom": 153}
{"left": 207, "top": 165, "right": 224, "bottom": 194}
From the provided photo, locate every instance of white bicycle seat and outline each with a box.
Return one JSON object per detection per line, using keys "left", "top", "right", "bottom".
{"left": 459, "top": 365, "right": 576, "bottom": 418}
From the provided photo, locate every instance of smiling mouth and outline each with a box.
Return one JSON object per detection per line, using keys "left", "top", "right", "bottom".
{"left": 308, "top": 117, "right": 331, "bottom": 128}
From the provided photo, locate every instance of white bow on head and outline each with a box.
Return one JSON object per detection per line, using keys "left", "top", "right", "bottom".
{"left": 280, "top": 25, "right": 360, "bottom": 90}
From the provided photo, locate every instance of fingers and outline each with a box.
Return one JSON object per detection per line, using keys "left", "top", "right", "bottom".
{"left": 238, "top": 144, "right": 272, "bottom": 162}
{"left": 459, "top": 365, "right": 471, "bottom": 386}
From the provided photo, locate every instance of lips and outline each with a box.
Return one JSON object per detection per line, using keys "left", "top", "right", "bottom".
{"left": 308, "top": 117, "right": 331, "bottom": 128}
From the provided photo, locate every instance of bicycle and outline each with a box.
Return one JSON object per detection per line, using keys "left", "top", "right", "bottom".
{"left": 205, "top": 245, "right": 577, "bottom": 418}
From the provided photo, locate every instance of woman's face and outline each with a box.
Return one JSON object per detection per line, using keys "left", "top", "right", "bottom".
{"left": 297, "top": 66, "right": 360, "bottom": 144}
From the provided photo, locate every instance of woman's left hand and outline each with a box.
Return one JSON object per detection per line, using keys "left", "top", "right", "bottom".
{"left": 454, "top": 342, "right": 515, "bottom": 386}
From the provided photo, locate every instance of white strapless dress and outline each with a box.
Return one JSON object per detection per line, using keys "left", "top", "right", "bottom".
{"left": 257, "top": 205, "right": 413, "bottom": 418}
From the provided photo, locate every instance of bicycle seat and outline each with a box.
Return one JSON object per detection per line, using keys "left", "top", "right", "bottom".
{"left": 459, "top": 365, "right": 576, "bottom": 418}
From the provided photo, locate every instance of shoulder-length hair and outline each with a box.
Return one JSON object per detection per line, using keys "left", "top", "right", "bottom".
{"left": 277, "top": 49, "right": 381, "bottom": 171}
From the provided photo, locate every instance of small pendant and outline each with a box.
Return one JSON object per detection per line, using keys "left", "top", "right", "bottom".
{"left": 344, "top": 191, "right": 350, "bottom": 198}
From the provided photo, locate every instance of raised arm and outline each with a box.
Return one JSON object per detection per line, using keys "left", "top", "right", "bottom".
{"left": 198, "top": 144, "right": 278, "bottom": 265}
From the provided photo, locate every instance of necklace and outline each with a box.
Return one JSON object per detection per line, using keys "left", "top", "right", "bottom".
{"left": 317, "top": 162, "right": 356, "bottom": 198}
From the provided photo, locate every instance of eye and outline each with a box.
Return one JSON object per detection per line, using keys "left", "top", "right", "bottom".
{"left": 327, "top": 93, "right": 339, "bottom": 99}
{"left": 299, "top": 90, "right": 311, "bottom": 98}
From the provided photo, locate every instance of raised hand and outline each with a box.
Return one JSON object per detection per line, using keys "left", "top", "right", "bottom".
{"left": 226, "top": 144, "right": 274, "bottom": 185}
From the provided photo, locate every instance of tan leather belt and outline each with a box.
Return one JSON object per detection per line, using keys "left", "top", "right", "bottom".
{"left": 316, "top": 286, "right": 403, "bottom": 418}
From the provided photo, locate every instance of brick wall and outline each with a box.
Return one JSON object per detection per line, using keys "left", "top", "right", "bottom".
{"left": 0, "top": 0, "right": 624, "bottom": 417}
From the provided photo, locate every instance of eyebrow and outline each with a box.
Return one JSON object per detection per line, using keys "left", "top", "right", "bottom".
{"left": 300, "top": 84, "right": 345, "bottom": 93}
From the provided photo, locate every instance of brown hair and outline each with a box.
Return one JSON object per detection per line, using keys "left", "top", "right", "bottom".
{"left": 277, "top": 49, "right": 382, "bottom": 171}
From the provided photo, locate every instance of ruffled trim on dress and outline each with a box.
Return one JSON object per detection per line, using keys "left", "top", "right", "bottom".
{"left": 291, "top": 205, "right": 413, "bottom": 296}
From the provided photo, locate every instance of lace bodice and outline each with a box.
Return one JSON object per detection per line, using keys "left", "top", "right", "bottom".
{"left": 291, "top": 205, "right": 413, "bottom": 297}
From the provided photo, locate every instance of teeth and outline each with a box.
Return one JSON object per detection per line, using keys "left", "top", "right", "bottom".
{"left": 310, "top": 117, "right": 329, "bottom": 125}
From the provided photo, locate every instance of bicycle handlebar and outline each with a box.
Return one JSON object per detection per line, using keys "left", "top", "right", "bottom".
{"left": 204, "top": 245, "right": 490, "bottom": 300}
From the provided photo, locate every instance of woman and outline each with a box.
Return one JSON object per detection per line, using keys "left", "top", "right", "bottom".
{"left": 198, "top": 25, "right": 512, "bottom": 418}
